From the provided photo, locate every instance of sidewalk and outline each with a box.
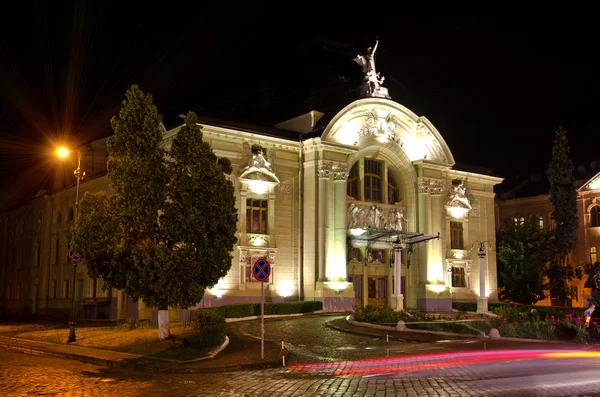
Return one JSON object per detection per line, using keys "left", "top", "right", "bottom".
{"left": 0, "top": 324, "right": 283, "bottom": 373}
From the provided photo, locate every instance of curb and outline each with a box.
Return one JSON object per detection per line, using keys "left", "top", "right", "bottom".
{"left": 342, "top": 319, "right": 585, "bottom": 345}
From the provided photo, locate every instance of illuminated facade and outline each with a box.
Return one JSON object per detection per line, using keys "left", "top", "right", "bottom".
{"left": 0, "top": 96, "right": 503, "bottom": 320}
{"left": 497, "top": 172, "right": 600, "bottom": 307}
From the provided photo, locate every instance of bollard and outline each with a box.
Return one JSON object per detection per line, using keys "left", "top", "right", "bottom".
{"left": 386, "top": 334, "right": 389, "bottom": 344}
{"left": 484, "top": 342, "right": 486, "bottom": 350}
{"left": 281, "top": 340, "right": 286, "bottom": 367}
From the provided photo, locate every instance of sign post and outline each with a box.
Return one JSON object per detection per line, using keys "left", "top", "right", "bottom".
{"left": 252, "top": 258, "right": 271, "bottom": 360}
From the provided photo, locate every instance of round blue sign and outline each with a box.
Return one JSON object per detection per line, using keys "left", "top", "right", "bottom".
{"left": 68, "top": 249, "right": 81, "bottom": 262}
{"left": 252, "top": 258, "right": 271, "bottom": 282}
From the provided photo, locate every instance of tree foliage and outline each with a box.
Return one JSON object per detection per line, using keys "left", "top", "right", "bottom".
{"left": 72, "top": 85, "right": 238, "bottom": 312}
{"left": 546, "top": 126, "right": 579, "bottom": 300}
{"left": 496, "top": 216, "right": 552, "bottom": 304}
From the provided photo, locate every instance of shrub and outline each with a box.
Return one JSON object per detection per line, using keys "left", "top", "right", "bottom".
{"left": 115, "top": 319, "right": 157, "bottom": 330}
{"left": 353, "top": 306, "right": 408, "bottom": 325}
{"left": 188, "top": 309, "right": 226, "bottom": 350}
{"left": 207, "top": 301, "right": 323, "bottom": 319}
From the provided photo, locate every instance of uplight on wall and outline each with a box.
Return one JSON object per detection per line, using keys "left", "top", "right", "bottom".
{"left": 350, "top": 228, "right": 367, "bottom": 236}
{"left": 247, "top": 180, "right": 271, "bottom": 194}
{"left": 447, "top": 206, "right": 468, "bottom": 219}
{"left": 277, "top": 280, "right": 294, "bottom": 297}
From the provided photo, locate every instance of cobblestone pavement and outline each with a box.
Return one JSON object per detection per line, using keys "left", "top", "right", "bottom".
{"left": 3, "top": 347, "right": 600, "bottom": 396}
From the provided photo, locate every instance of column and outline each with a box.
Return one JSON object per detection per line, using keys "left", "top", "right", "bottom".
{"left": 330, "top": 165, "right": 349, "bottom": 281}
{"left": 317, "top": 163, "right": 332, "bottom": 281}
{"left": 417, "top": 177, "right": 430, "bottom": 284}
{"left": 429, "top": 180, "right": 444, "bottom": 283}
{"left": 393, "top": 247, "right": 404, "bottom": 310}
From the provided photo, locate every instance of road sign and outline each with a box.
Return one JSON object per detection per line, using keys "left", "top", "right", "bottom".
{"left": 252, "top": 258, "right": 271, "bottom": 282}
{"left": 68, "top": 249, "right": 81, "bottom": 262}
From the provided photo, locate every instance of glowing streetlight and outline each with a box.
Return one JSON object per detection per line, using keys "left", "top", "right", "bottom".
{"left": 56, "top": 147, "right": 85, "bottom": 343}
{"left": 55, "top": 147, "right": 69, "bottom": 159}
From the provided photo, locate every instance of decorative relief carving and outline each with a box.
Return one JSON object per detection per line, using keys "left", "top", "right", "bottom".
{"left": 317, "top": 163, "right": 333, "bottom": 178}
{"left": 267, "top": 251, "right": 276, "bottom": 264}
{"left": 239, "top": 250, "right": 248, "bottom": 263}
{"left": 417, "top": 179, "right": 430, "bottom": 194}
{"left": 279, "top": 184, "right": 291, "bottom": 195}
{"left": 333, "top": 165, "right": 349, "bottom": 181}
{"left": 357, "top": 107, "right": 398, "bottom": 144}
{"left": 430, "top": 180, "right": 444, "bottom": 195}
{"left": 471, "top": 207, "right": 479, "bottom": 217}
{"left": 247, "top": 234, "right": 269, "bottom": 246}
{"left": 347, "top": 202, "right": 406, "bottom": 231}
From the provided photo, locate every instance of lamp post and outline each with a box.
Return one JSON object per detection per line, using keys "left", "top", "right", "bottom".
{"left": 476, "top": 242, "right": 488, "bottom": 313}
{"left": 57, "top": 147, "right": 85, "bottom": 343}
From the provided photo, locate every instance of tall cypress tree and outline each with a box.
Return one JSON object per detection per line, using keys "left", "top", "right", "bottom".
{"left": 546, "top": 126, "right": 579, "bottom": 301}
{"left": 73, "top": 86, "right": 237, "bottom": 339}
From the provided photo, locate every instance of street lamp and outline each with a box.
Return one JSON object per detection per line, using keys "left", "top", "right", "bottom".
{"left": 57, "top": 147, "right": 85, "bottom": 343}
{"left": 471, "top": 241, "right": 490, "bottom": 314}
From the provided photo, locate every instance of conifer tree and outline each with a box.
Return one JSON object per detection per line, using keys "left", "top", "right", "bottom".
{"left": 73, "top": 85, "right": 237, "bottom": 338}
{"left": 546, "top": 126, "right": 579, "bottom": 301}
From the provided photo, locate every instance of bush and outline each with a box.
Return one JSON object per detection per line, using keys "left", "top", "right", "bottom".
{"left": 188, "top": 309, "right": 226, "bottom": 350}
{"left": 115, "top": 319, "right": 157, "bottom": 330}
{"left": 353, "top": 306, "right": 408, "bottom": 325}
{"left": 208, "top": 301, "right": 322, "bottom": 319}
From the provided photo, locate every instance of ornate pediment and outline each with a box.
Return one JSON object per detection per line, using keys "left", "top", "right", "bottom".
{"left": 239, "top": 151, "right": 280, "bottom": 194}
{"left": 445, "top": 182, "right": 472, "bottom": 219}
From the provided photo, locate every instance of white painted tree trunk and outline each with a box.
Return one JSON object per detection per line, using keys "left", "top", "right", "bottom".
{"left": 158, "top": 310, "right": 170, "bottom": 340}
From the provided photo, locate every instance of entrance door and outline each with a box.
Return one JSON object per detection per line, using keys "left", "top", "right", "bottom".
{"left": 368, "top": 276, "right": 386, "bottom": 308}
{"left": 348, "top": 275, "right": 362, "bottom": 309}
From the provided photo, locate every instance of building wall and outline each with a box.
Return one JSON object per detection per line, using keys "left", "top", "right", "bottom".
{"left": 0, "top": 99, "right": 503, "bottom": 319}
{"left": 496, "top": 191, "right": 597, "bottom": 307}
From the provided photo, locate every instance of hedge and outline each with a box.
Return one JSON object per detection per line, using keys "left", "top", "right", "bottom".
{"left": 208, "top": 300, "right": 322, "bottom": 319}
{"left": 452, "top": 301, "right": 586, "bottom": 320}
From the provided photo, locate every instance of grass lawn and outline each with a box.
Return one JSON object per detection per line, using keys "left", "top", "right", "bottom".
{"left": 0, "top": 322, "right": 211, "bottom": 360}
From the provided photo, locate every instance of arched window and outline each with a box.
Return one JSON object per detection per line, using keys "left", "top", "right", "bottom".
{"left": 591, "top": 247, "right": 597, "bottom": 264}
{"left": 538, "top": 216, "right": 544, "bottom": 230}
{"left": 347, "top": 163, "right": 358, "bottom": 199}
{"left": 591, "top": 206, "right": 600, "bottom": 227}
{"left": 364, "top": 159, "right": 382, "bottom": 202}
{"left": 388, "top": 173, "right": 399, "bottom": 204}
{"left": 56, "top": 211, "right": 62, "bottom": 224}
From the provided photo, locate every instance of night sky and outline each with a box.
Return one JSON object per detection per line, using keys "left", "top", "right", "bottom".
{"left": 1, "top": 2, "right": 599, "bottom": 208}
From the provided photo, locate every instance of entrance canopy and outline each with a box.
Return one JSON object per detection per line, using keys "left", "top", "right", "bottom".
{"left": 348, "top": 228, "right": 440, "bottom": 247}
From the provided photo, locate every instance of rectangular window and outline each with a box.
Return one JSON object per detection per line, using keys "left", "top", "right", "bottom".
{"left": 52, "top": 281, "right": 57, "bottom": 299}
{"left": 368, "top": 249, "right": 385, "bottom": 263}
{"left": 450, "top": 222, "right": 464, "bottom": 249}
{"left": 364, "top": 159, "right": 382, "bottom": 202}
{"left": 348, "top": 275, "right": 362, "bottom": 298}
{"left": 64, "top": 280, "right": 70, "bottom": 299}
{"left": 539, "top": 216, "right": 544, "bottom": 230}
{"left": 368, "top": 277, "right": 377, "bottom": 298}
{"left": 377, "top": 278, "right": 386, "bottom": 298}
{"left": 54, "top": 239, "right": 60, "bottom": 264}
{"left": 452, "top": 267, "right": 466, "bottom": 288}
{"left": 347, "top": 246, "right": 361, "bottom": 262}
{"left": 591, "top": 247, "right": 597, "bottom": 264}
{"left": 347, "top": 164, "right": 358, "bottom": 199}
{"left": 246, "top": 199, "right": 268, "bottom": 234}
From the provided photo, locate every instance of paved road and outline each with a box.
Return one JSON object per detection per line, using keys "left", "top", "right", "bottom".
{"left": 3, "top": 315, "right": 600, "bottom": 396}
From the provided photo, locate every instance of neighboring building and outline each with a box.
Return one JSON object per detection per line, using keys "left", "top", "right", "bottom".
{"left": 0, "top": 49, "right": 503, "bottom": 320}
{"left": 496, "top": 168, "right": 600, "bottom": 307}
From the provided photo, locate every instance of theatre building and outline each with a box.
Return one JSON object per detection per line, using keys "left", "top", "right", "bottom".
{"left": 0, "top": 53, "right": 503, "bottom": 320}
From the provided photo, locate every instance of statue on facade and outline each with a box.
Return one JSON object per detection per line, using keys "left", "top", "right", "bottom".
{"left": 447, "top": 182, "right": 472, "bottom": 209}
{"left": 353, "top": 40, "right": 390, "bottom": 99}
{"left": 393, "top": 208, "right": 407, "bottom": 232}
